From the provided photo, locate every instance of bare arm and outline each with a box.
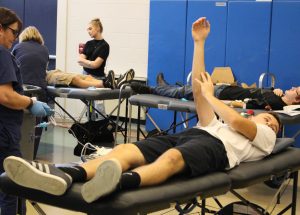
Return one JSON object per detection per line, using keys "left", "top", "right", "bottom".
{"left": 196, "top": 73, "right": 258, "bottom": 141}
{"left": 78, "top": 55, "right": 104, "bottom": 69}
{"left": 191, "top": 17, "right": 215, "bottom": 126}
{"left": 0, "top": 83, "right": 32, "bottom": 110}
{"left": 230, "top": 100, "right": 244, "bottom": 108}
{"left": 192, "top": 17, "right": 257, "bottom": 141}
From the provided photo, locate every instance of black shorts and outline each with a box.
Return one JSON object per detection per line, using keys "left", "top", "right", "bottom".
{"left": 133, "top": 128, "right": 229, "bottom": 177}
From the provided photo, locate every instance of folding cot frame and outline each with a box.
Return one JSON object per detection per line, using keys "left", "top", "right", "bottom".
{"left": 0, "top": 139, "right": 300, "bottom": 215}
{"left": 23, "top": 84, "right": 43, "bottom": 97}
{"left": 46, "top": 86, "right": 132, "bottom": 143}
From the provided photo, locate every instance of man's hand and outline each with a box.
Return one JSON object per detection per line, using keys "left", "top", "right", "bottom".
{"left": 192, "top": 17, "right": 210, "bottom": 42}
{"left": 273, "top": 88, "right": 283, "bottom": 97}
{"left": 195, "top": 72, "right": 214, "bottom": 98}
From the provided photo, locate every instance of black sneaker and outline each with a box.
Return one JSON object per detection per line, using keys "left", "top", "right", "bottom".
{"left": 3, "top": 156, "right": 72, "bottom": 196}
{"left": 130, "top": 82, "right": 152, "bottom": 94}
{"left": 81, "top": 159, "right": 122, "bottom": 203}
{"left": 156, "top": 72, "right": 169, "bottom": 86}
{"left": 104, "top": 70, "right": 117, "bottom": 89}
{"left": 116, "top": 69, "right": 135, "bottom": 89}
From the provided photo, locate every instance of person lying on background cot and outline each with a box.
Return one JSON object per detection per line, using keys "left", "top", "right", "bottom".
{"left": 46, "top": 69, "right": 135, "bottom": 89}
{"left": 131, "top": 71, "right": 300, "bottom": 111}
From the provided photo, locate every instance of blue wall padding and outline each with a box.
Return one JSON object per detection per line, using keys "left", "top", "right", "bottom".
{"left": 24, "top": 0, "right": 57, "bottom": 55}
{"left": 0, "top": 0, "right": 24, "bottom": 20}
{"left": 268, "top": 1, "right": 300, "bottom": 91}
{"left": 225, "top": 0, "right": 272, "bottom": 86}
{"left": 148, "top": 0, "right": 187, "bottom": 86}
{"left": 0, "top": 0, "right": 57, "bottom": 55}
{"left": 146, "top": 0, "right": 188, "bottom": 131}
{"left": 185, "top": 0, "right": 228, "bottom": 78}
{"left": 268, "top": 0, "right": 300, "bottom": 146}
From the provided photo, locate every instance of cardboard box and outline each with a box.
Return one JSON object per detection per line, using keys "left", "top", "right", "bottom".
{"left": 211, "top": 67, "right": 235, "bottom": 85}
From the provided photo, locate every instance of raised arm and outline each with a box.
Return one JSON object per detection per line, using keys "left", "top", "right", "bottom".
{"left": 191, "top": 17, "right": 215, "bottom": 126}
{"left": 191, "top": 17, "right": 257, "bottom": 140}
{"left": 196, "top": 73, "right": 258, "bottom": 141}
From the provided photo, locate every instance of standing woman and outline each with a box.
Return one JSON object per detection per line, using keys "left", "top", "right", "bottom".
{"left": 78, "top": 18, "right": 110, "bottom": 78}
{"left": 0, "top": 7, "right": 52, "bottom": 214}
{"left": 12, "top": 26, "right": 49, "bottom": 159}
{"left": 12, "top": 26, "right": 49, "bottom": 101}
{"left": 78, "top": 18, "right": 110, "bottom": 120}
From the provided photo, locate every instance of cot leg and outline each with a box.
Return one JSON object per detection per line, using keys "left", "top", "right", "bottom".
{"left": 29, "top": 201, "right": 46, "bottom": 215}
{"left": 51, "top": 97, "right": 78, "bottom": 122}
{"left": 174, "top": 198, "right": 200, "bottom": 214}
{"left": 124, "top": 98, "right": 129, "bottom": 143}
{"left": 201, "top": 199, "right": 206, "bottom": 215}
{"left": 230, "top": 190, "right": 266, "bottom": 214}
{"left": 137, "top": 105, "right": 141, "bottom": 141}
{"left": 277, "top": 171, "right": 298, "bottom": 215}
{"left": 291, "top": 171, "right": 298, "bottom": 215}
{"left": 213, "top": 196, "right": 223, "bottom": 208}
{"left": 172, "top": 111, "right": 177, "bottom": 134}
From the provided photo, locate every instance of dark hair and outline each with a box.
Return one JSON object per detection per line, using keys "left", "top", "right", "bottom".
{"left": 294, "top": 95, "right": 300, "bottom": 104}
{"left": 90, "top": 18, "right": 103, "bottom": 33}
{"left": 267, "top": 112, "right": 282, "bottom": 133}
{"left": 0, "top": 7, "right": 22, "bottom": 31}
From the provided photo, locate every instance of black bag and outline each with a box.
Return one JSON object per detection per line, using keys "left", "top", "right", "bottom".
{"left": 68, "top": 119, "right": 114, "bottom": 156}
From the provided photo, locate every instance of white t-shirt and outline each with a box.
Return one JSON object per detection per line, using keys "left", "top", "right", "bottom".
{"left": 195, "top": 117, "right": 276, "bottom": 169}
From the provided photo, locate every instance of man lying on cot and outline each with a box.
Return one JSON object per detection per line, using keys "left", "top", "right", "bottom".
{"left": 3, "top": 17, "right": 281, "bottom": 204}
{"left": 46, "top": 68, "right": 135, "bottom": 89}
{"left": 131, "top": 72, "right": 300, "bottom": 111}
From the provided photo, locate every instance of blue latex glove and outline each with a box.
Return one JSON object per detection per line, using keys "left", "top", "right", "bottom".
{"left": 41, "top": 103, "right": 55, "bottom": 116}
{"left": 35, "top": 122, "right": 51, "bottom": 128}
{"left": 29, "top": 101, "right": 53, "bottom": 117}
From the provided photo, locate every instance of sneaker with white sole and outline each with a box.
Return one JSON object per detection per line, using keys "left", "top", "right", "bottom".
{"left": 104, "top": 70, "right": 117, "bottom": 89}
{"left": 116, "top": 69, "right": 135, "bottom": 89}
{"left": 3, "top": 156, "right": 72, "bottom": 196}
{"left": 81, "top": 159, "right": 122, "bottom": 203}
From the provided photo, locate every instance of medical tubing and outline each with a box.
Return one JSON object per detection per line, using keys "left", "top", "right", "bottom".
{"left": 67, "top": 128, "right": 97, "bottom": 151}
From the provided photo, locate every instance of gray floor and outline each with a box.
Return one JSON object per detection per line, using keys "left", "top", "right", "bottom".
{"left": 25, "top": 123, "right": 300, "bottom": 215}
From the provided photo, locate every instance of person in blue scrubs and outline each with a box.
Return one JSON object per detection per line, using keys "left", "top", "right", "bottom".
{"left": 0, "top": 7, "right": 53, "bottom": 215}
{"left": 12, "top": 26, "right": 49, "bottom": 159}
{"left": 12, "top": 26, "right": 49, "bottom": 100}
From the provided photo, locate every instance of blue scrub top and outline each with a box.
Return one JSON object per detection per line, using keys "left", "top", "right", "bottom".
{"left": 0, "top": 45, "right": 24, "bottom": 147}
{"left": 12, "top": 41, "right": 49, "bottom": 90}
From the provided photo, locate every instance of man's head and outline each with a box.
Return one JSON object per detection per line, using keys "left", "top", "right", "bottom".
{"left": 284, "top": 86, "right": 300, "bottom": 105}
{"left": 251, "top": 112, "right": 281, "bottom": 134}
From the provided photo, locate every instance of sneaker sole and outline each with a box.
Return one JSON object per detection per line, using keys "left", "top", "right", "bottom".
{"left": 107, "top": 70, "right": 116, "bottom": 89}
{"left": 110, "top": 71, "right": 117, "bottom": 89}
{"left": 81, "top": 159, "right": 122, "bottom": 203}
{"left": 117, "top": 70, "right": 135, "bottom": 88}
{"left": 3, "top": 156, "right": 68, "bottom": 196}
